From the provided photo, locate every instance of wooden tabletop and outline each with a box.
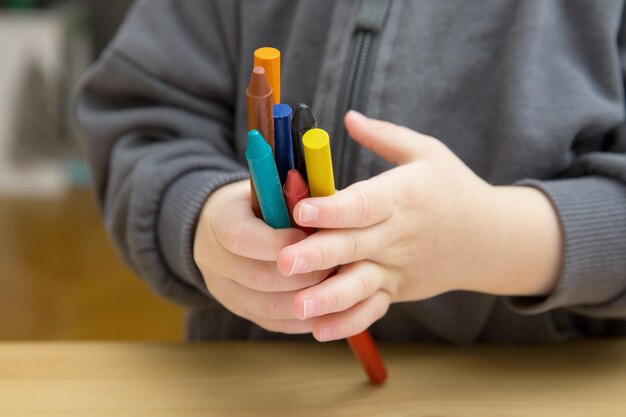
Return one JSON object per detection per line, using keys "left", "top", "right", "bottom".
{"left": 1, "top": 340, "right": 625, "bottom": 417}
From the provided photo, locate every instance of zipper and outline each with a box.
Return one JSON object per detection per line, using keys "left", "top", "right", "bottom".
{"left": 334, "top": 0, "right": 391, "bottom": 189}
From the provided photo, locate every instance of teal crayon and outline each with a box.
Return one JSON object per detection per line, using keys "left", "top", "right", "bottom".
{"left": 245, "top": 130, "right": 291, "bottom": 229}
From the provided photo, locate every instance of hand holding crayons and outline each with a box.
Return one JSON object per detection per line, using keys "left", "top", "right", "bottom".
{"left": 244, "top": 47, "right": 387, "bottom": 385}
{"left": 199, "top": 44, "right": 562, "bottom": 387}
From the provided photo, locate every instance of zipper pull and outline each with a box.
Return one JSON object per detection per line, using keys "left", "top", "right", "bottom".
{"left": 356, "top": 0, "right": 391, "bottom": 33}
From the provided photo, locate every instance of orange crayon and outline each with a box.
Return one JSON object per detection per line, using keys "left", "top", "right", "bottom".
{"left": 254, "top": 47, "right": 281, "bottom": 104}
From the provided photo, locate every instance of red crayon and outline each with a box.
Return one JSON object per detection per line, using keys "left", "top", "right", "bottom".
{"left": 347, "top": 331, "right": 388, "bottom": 385}
{"left": 283, "top": 169, "right": 387, "bottom": 385}
{"left": 283, "top": 169, "right": 314, "bottom": 235}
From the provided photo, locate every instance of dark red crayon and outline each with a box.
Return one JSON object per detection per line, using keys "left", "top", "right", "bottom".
{"left": 283, "top": 169, "right": 314, "bottom": 235}
{"left": 283, "top": 170, "right": 387, "bottom": 385}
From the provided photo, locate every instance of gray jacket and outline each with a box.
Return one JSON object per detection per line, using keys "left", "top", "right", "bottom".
{"left": 77, "top": 0, "right": 626, "bottom": 343}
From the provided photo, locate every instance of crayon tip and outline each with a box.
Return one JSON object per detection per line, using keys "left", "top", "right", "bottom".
{"left": 283, "top": 169, "right": 313, "bottom": 235}
{"left": 285, "top": 169, "right": 307, "bottom": 194}
{"left": 246, "top": 130, "right": 272, "bottom": 160}
{"left": 302, "top": 128, "right": 329, "bottom": 150}
{"left": 255, "top": 47, "right": 280, "bottom": 61}
{"left": 273, "top": 103, "right": 292, "bottom": 119}
{"left": 247, "top": 66, "right": 273, "bottom": 98}
{"left": 292, "top": 103, "right": 317, "bottom": 133}
{"left": 254, "top": 47, "right": 281, "bottom": 104}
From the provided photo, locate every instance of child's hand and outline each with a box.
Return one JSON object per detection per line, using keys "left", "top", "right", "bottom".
{"left": 194, "top": 180, "right": 330, "bottom": 334}
{"left": 277, "top": 111, "right": 562, "bottom": 342}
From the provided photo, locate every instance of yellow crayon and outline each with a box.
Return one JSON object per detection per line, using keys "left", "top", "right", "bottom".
{"left": 301, "top": 127, "right": 388, "bottom": 384}
{"left": 302, "top": 128, "right": 335, "bottom": 198}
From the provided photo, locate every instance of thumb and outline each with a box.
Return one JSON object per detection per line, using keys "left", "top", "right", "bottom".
{"left": 344, "top": 110, "right": 439, "bottom": 165}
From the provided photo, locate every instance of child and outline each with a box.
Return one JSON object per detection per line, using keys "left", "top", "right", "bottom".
{"left": 77, "top": 0, "right": 626, "bottom": 343}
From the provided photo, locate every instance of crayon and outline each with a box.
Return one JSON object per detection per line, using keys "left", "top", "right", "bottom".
{"left": 283, "top": 169, "right": 314, "bottom": 235}
{"left": 302, "top": 128, "right": 388, "bottom": 386}
{"left": 254, "top": 47, "right": 281, "bottom": 104}
{"left": 291, "top": 103, "right": 317, "bottom": 182}
{"left": 301, "top": 128, "right": 335, "bottom": 198}
{"left": 274, "top": 104, "right": 295, "bottom": 185}
{"left": 246, "top": 66, "right": 275, "bottom": 150}
{"left": 245, "top": 130, "right": 291, "bottom": 229}
{"left": 346, "top": 332, "right": 388, "bottom": 385}
{"left": 246, "top": 66, "right": 275, "bottom": 217}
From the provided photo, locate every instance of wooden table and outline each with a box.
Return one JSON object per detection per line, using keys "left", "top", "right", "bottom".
{"left": 1, "top": 340, "right": 625, "bottom": 416}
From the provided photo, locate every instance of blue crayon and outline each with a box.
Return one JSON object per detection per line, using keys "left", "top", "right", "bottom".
{"left": 273, "top": 104, "right": 294, "bottom": 185}
{"left": 245, "top": 130, "right": 292, "bottom": 229}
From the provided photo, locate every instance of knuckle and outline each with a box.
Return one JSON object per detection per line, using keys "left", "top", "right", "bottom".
{"left": 317, "top": 246, "right": 328, "bottom": 269}
{"left": 329, "top": 198, "right": 342, "bottom": 223}
{"left": 260, "top": 296, "right": 287, "bottom": 319}
{"left": 341, "top": 320, "right": 363, "bottom": 339}
{"left": 370, "top": 295, "right": 390, "bottom": 323}
{"left": 344, "top": 233, "right": 360, "bottom": 259}
{"left": 325, "top": 291, "right": 342, "bottom": 312}
{"left": 357, "top": 273, "right": 373, "bottom": 299}
{"left": 395, "top": 181, "right": 422, "bottom": 210}
{"left": 247, "top": 268, "right": 272, "bottom": 291}
{"left": 353, "top": 187, "right": 373, "bottom": 223}
{"left": 423, "top": 136, "right": 447, "bottom": 155}
{"left": 193, "top": 251, "right": 210, "bottom": 271}
{"left": 215, "top": 217, "right": 243, "bottom": 254}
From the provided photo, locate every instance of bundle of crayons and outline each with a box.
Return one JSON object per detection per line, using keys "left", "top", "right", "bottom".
{"left": 245, "top": 47, "right": 387, "bottom": 385}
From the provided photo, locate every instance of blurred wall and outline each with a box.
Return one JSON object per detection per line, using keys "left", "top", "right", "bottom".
{"left": 81, "top": 0, "right": 133, "bottom": 55}
{"left": 0, "top": 0, "right": 184, "bottom": 341}
{"left": 3, "top": 0, "right": 135, "bottom": 54}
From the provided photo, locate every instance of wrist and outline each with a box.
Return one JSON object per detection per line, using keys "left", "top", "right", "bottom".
{"left": 474, "top": 186, "right": 563, "bottom": 296}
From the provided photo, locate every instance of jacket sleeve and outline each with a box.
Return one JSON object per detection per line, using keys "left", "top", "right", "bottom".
{"left": 506, "top": 14, "right": 626, "bottom": 318}
{"left": 76, "top": 0, "right": 248, "bottom": 306}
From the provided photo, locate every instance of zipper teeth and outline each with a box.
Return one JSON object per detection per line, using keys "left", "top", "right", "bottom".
{"left": 334, "top": 32, "right": 365, "bottom": 184}
{"left": 352, "top": 34, "right": 373, "bottom": 112}
{"left": 336, "top": 29, "right": 374, "bottom": 189}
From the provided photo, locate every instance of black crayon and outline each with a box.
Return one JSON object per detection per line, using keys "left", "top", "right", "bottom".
{"left": 291, "top": 103, "right": 317, "bottom": 182}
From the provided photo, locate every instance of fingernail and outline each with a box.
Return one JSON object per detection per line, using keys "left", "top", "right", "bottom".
{"left": 288, "top": 255, "right": 307, "bottom": 276}
{"left": 302, "top": 298, "right": 320, "bottom": 320}
{"left": 318, "top": 327, "right": 335, "bottom": 342}
{"left": 347, "top": 110, "right": 367, "bottom": 122}
{"left": 298, "top": 203, "right": 318, "bottom": 225}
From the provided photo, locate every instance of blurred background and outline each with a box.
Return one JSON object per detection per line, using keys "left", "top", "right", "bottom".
{"left": 0, "top": 0, "right": 184, "bottom": 340}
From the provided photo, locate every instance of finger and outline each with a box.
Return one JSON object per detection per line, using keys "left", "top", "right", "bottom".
{"left": 293, "top": 261, "right": 390, "bottom": 320}
{"left": 245, "top": 313, "right": 314, "bottom": 335}
{"left": 294, "top": 179, "right": 393, "bottom": 229}
{"left": 207, "top": 277, "right": 313, "bottom": 334}
{"left": 211, "top": 195, "right": 306, "bottom": 261}
{"left": 312, "top": 290, "right": 391, "bottom": 342}
{"left": 277, "top": 225, "right": 387, "bottom": 276}
{"left": 345, "top": 110, "right": 441, "bottom": 165}
{"left": 206, "top": 249, "right": 330, "bottom": 292}
{"left": 219, "top": 277, "right": 300, "bottom": 320}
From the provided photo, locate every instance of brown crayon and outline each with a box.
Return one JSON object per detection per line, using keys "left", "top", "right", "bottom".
{"left": 246, "top": 66, "right": 275, "bottom": 217}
